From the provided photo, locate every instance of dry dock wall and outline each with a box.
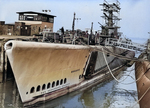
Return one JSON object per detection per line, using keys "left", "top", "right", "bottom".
{"left": 0, "top": 40, "right": 7, "bottom": 82}
{"left": 0, "top": 40, "right": 13, "bottom": 82}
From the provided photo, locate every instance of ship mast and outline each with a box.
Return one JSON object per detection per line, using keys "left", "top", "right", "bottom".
{"left": 100, "top": 0, "right": 121, "bottom": 38}
{"left": 72, "top": 12, "right": 81, "bottom": 32}
{"left": 72, "top": 12, "right": 76, "bottom": 32}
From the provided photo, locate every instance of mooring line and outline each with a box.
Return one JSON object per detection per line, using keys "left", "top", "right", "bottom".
{"left": 101, "top": 47, "right": 150, "bottom": 107}
{"left": 87, "top": 45, "right": 149, "bottom": 107}
{"left": 131, "top": 86, "right": 150, "bottom": 108}
{"left": 87, "top": 45, "right": 144, "bottom": 62}
{"left": 102, "top": 48, "right": 140, "bottom": 85}
{"left": 102, "top": 46, "right": 144, "bottom": 62}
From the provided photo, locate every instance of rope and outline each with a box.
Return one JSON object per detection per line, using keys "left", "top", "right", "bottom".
{"left": 131, "top": 63, "right": 150, "bottom": 107}
{"left": 102, "top": 48, "right": 141, "bottom": 85}
{"left": 124, "top": 67, "right": 135, "bottom": 72}
{"left": 87, "top": 45, "right": 150, "bottom": 107}
{"left": 92, "top": 45, "right": 148, "bottom": 83}
{"left": 90, "top": 46, "right": 144, "bottom": 62}
{"left": 84, "top": 44, "right": 146, "bottom": 62}
{"left": 131, "top": 86, "right": 150, "bottom": 108}
{"left": 118, "top": 71, "right": 134, "bottom": 83}
{"left": 102, "top": 46, "right": 142, "bottom": 62}
{"left": 96, "top": 47, "right": 135, "bottom": 83}
{"left": 102, "top": 47, "right": 150, "bottom": 107}
{"left": 86, "top": 43, "right": 150, "bottom": 108}
{"left": 115, "top": 88, "right": 138, "bottom": 101}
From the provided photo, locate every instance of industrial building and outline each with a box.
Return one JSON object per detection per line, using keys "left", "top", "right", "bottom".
{"left": 0, "top": 11, "right": 56, "bottom": 36}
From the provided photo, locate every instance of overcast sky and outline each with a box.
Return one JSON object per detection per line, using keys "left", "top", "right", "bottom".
{"left": 0, "top": 0, "right": 150, "bottom": 43}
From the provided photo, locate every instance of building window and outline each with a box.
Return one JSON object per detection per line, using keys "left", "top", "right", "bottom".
{"left": 49, "top": 18, "right": 54, "bottom": 23}
{"left": 39, "top": 27, "right": 41, "bottom": 32}
{"left": 42, "top": 16, "right": 47, "bottom": 22}
{"left": 34, "top": 16, "right": 38, "bottom": 21}
{"left": 30, "top": 87, "right": 35, "bottom": 93}
{"left": 42, "top": 84, "right": 46, "bottom": 90}
{"left": 36, "top": 85, "right": 41, "bottom": 92}
{"left": 47, "top": 83, "right": 50, "bottom": 89}
{"left": 38, "top": 16, "right": 42, "bottom": 20}
{"left": 19, "top": 15, "right": 24, "bottom": 20}
{"left": 17, "top": 26, "right": 20, "bottom": 29}
{"left": 27, "top": 16, "right": 34, "bottom": 21}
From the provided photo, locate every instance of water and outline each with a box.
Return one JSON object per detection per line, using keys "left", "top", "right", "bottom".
{"left": 0, "top": 64, "right": 139, "bottom": 108}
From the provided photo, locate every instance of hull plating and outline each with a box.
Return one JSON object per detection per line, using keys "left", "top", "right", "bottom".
{"left": 135, "top": 60, "right": 150, "bottom": 108}
{"left": 5, "top": 40, "right": 135, "bottom": 106}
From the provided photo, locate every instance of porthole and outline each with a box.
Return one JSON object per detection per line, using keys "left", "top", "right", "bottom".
{"left": 47, "top": 83, "right": 50, "bottom": 89}
{"left": 79, "top": 75, "right": 81, "bottom": 79}
{"left": 52, "top": 81, "right": 55, "bottom": 88}
{"left": 60, "top": 79, "right": 63, "bottom": 85}
{"left": 64, "top": 78, "right": 67, "bottom": 84}
{"left": 36, "top": 85, "right": 41, "bottom": 92}
{"left": 42, "top": 84, "right": 46, "bottom": 90}
{"left": 30, "top": 87, "right": 35, "bottom": 93}
{"left": 56, "top": 80, "right": 59, "bottom": 86}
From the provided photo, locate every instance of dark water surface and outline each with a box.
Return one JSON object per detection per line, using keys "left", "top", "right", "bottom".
{"left": 0, "top": 64, "right": 139, "bottom": 108}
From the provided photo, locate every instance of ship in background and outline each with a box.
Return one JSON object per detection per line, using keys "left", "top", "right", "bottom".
{"left": 4, "top": 0, "right": 136, "bottom": 107}
{"left": 135, "top": 38, "right": 150, "bottom": 108}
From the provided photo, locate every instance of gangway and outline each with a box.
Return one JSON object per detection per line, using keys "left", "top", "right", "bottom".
{"left": 105, "top": 38, "right": 146, "bottom": 52}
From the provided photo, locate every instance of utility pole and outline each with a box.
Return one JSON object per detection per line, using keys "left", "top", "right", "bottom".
{"left": 72, "top": 12, "right": 81, "bottom": 44}
{"left": 72, "top": 12, "right": 81, "bottom": 32}
{"left": 72, "top": 12, "right": 75, "bottom": 32}
{"left": 88, "top": 22, "right": 93, "bottom": 45}
{"left": 90, "top": 22, "right": 93, "bottom": 36}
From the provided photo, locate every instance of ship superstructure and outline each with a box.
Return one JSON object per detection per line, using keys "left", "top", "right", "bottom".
{"left": 99, "top": 0, "right": 121, "bottom": 44}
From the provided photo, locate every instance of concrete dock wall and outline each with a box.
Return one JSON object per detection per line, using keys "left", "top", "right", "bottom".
{"left": 0, "top": 40, "right": 7, "bottom": 82}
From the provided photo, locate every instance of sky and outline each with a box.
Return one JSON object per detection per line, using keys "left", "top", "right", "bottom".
{"left": 0, "top": 0, "right": 150, "bottom": 43}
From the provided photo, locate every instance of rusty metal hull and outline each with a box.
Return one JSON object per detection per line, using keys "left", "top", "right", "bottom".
{"left": 4, "top": 40, "right": 134, "bottom": 106}
{"left": 135, "top": 60, "right": 150, "bottom": 108}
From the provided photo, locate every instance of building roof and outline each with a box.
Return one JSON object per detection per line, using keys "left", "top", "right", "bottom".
{"left": 16, "top": 11, "right": 56, "bottom": 17}
{"left": 5, "top": 23, "right": 15, "bottom": 26}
